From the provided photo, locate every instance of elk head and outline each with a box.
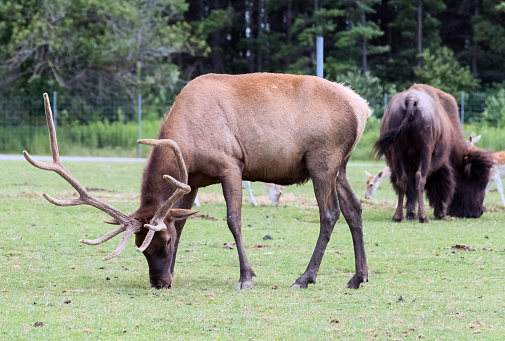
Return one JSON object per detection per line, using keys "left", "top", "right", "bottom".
{"left": 23, "top": 93, "right": 197, "bottom": 288}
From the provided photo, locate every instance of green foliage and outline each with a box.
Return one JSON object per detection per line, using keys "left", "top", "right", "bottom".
{"left": 326, "top": 71, "right": 397, "bottom": 117}
{"left": 480, "top": 89, "right": 505, "bottom": 127}
{"left": 415, "top": 47, "right": 480, "bottom": 96}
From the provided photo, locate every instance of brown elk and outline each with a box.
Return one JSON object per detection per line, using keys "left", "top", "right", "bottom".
{"left": 25, "top": 73, "right": 370, "bottom": 290}
{"left": 374, "top": 84, "right": 493, "bottom": 222}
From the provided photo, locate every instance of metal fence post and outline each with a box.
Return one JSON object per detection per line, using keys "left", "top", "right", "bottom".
{"left": 138, "top": 93, "right": 142, "bottom": 158}
{"left": 316, "top": 36, "right": 323, "bottom": 78}
{"left": 53, "top": 91, "right": 57, "bottom": 130}
{"left": 460, "top": 91, "right": 465, "bottom": 124}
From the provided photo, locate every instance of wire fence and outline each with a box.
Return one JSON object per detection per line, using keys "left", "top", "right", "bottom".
{"left": 0, "top": 89, "right": 490, "bottom": 156}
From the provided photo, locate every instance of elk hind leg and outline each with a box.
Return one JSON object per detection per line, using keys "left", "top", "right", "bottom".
{"left": 291, "top": 172, "right": 339, "bottom": 289}
{"left": 336, "top": 166, "right": 368, "bottom": 289}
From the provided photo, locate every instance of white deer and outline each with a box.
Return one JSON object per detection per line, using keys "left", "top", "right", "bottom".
{"left": 193, "top": 181, "right": 282, "bottom": 207}
{"left": 364, "top": 166, "right": 391, "bottom": 199}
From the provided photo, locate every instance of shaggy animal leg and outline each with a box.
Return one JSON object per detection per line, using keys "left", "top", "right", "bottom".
{"left": 170, "top": 188, "right": 199, "bottom": 276}
{"left": 415, "top": 163, "right": 429, "bottom": 223}
{"left": 221, "top": 172, "right": 255, "bottom": 289}
{"left": 425, "top": 165, "right": 454, "bottom": 220}
{"left": 291, "top": 172, "right": 339, "bottom": 289}
{"left": 336, "top": 167, "right": 368, "bottom": 289}
{"left": 405, "top": 181, "right": 417, "bottom": 220}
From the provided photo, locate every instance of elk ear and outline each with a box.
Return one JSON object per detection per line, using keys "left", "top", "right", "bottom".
{"left": 365, "top": 170, "right": 372, "bottom": 177}
{"left": 103, "top": 218, "right": 120, "bottom": 225}
{"left": 378, "top": 171, "right": 383, "bottom": 178}
{"left": 167, "top": 208, "right": 199, "bottom": 222}
{"left": 472, "top": 135, "right": 481, "bottom": 144}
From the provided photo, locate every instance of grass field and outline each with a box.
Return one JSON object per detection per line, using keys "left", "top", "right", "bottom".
{"left": 1, "top": 160, "right": 504, "bottom": 340}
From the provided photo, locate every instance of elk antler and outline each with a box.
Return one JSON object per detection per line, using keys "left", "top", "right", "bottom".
{"left": 136, "top": 139, "right": 191, "bottom": 251}
{"left": 23, "top": 93, "right": 147, "bottom": 261}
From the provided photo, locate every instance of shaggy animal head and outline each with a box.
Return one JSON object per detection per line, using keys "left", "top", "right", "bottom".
{"left": 448, "top": 147, "right": 494, "bottom": 218}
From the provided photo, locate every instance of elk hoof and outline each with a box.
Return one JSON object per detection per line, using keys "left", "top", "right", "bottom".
{"left": 406, "top": 212, "right": 416, "bottom": 220}
{"left": 236, "top": 281, "right": 253, "bottom": 290}
{"left": 418, "top": 215, "right": 430, "bottom": 223}
{"left": 290, "top": 283, "right": 306, "bottom": 289}
{"left": 346, "top": 273, "right": 368, "bottom": 289}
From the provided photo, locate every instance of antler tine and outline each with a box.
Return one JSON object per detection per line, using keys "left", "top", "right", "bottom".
{"left": 136, "top": 139, "right": 191, "bottom": 252}
{"left": 23, "top": 93, "right": 144, "bottom": 261}
{"left": 138, "top": 139, "right": 188, "bottom": 184}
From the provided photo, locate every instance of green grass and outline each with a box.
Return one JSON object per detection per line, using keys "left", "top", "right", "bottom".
{"left": 1, "top": 161, "right": 504, "bottom": 340}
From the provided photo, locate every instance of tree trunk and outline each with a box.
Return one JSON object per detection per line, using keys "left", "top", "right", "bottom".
{"left": 417, "top": 0, "right": 423, "bottom": 68}
{"left": 361, "top": 12, "right": 368, "bottom": 75}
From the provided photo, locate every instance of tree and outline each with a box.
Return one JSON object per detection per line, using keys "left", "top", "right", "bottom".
{"left": 334, "top": 0, "right": 388, "bottom": 74}
{"left": 0, "top": 0, "right": 205, "bottom": 114}
{"left": 415, "top": 47, "right": 479, "bottom": 96}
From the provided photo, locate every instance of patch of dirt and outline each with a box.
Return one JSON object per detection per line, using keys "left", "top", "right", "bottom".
{"left": 197, "top": 192, "right": 318, "bottom": 208}
{"left": 222, "top": 243, "right": 235, "bottom": 250}
{"left": 250, "top": 244, "right": 270, "bottom": 249}
{"left": 451, "top": 245, "right": 476, "bottom": 251}
{"left": 191, "top": 214, "right": 218, "bottom": 221}
{"left": 361, "top": 199, "right": 397, "bottom": 210}
{"left": 34, "top": 322, "right": 43, "bottom": 327}
{"left": 85, "top": 187, "right": 116, "bottom": 193}
{"left": 483, "top": 204, "right": 505, "bottom": 213}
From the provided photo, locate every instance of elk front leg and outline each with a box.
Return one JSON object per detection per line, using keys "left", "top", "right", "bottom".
{"left": 291, "top": 176, "right": 340, "bottom": 289}
{"left": 222, "top": 173, "right": 255, "bottom": 289}
{"left": 336, "top": 167, "right": 368, "bottom": 289}
{"left": 170, "top": 188, "right": 199, "bottom": 276}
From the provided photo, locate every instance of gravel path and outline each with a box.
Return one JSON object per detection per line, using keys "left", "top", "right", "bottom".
{"left": 0, "top": 154, "right": 377, "bottom": 166}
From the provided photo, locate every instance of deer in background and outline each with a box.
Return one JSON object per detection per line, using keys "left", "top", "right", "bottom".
{"left": 193, "top": 181, "right": 282, "bottom": 207}
{"left": 467, "top": 135, "right": 505, "bottom": 206}
{"left": 364, "top": 166, "right": 391, "bottom": 199}
{"left": 25, "top": 73, "right": 370, "bottom": 290}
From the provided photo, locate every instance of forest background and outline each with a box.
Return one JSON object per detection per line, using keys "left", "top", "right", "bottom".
{"left": 1, "top": 0, "right": 505, "bottom": 157}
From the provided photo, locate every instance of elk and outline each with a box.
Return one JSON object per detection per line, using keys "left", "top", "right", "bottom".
{"left": 364, "top": 166, "right": 391, "bottom": 199}
{"left": 375, "top": 84, "right": 493, "bottom": 222}
{"left": 25, "top": 73, "right": 370, "bottom": 290}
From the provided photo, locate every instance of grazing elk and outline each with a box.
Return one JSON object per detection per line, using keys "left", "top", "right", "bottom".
{"left": 364, "top": 167, "right": 391, "bottom": 199}
{"left": 374, "top": 84, "right": 493, "bottom": 222}
{"left": 25, "top": 73, "right": 370, "bottom": 290}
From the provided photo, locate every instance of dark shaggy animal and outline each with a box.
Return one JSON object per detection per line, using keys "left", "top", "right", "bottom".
{"left": 374, "top": 84, "right": 493, "bottom": 222}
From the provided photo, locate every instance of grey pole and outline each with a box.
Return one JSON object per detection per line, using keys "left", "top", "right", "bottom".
{"left": 384, "top": 93, "right": 388, "bottom": 112}
{"left": 316, "top": 36, "right": 323, "bottom": 78}
{"left": 53, "top": 91, "right": 57, "bottom": 130}
{"left": 460, "top": 91, "right": 465, "bottom": 124}
{"left": 138, "top": 93, "right": 142, "bottom": 158}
